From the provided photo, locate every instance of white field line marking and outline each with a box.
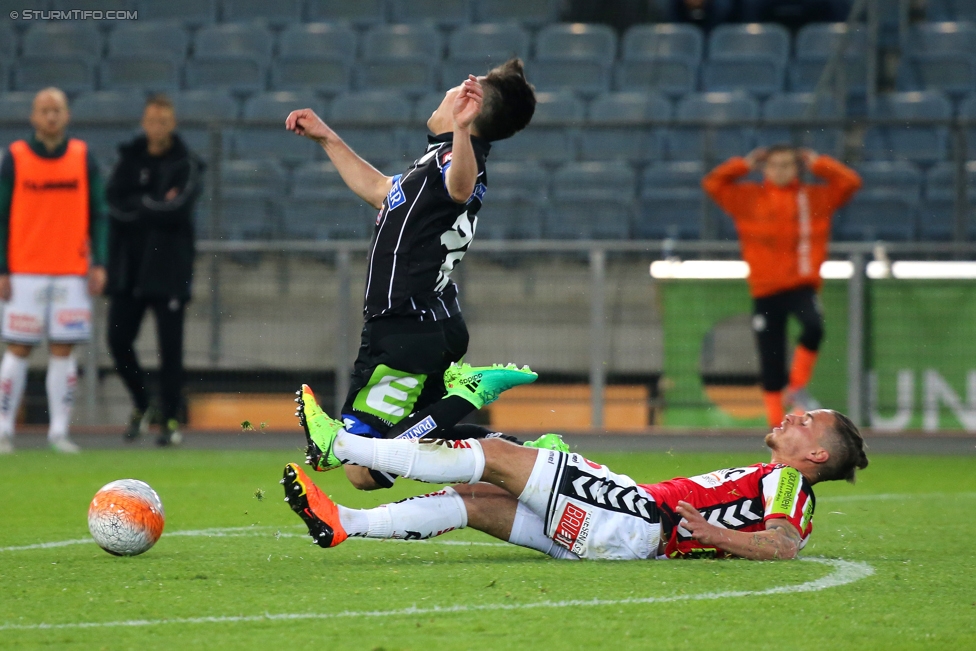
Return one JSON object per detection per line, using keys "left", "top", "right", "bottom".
{"left": 0, "top": 557, "right": 872, "bottom": 632}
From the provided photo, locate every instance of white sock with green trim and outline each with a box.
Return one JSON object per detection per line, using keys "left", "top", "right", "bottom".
{"left": 334, "top": 431, "right": 485, "bottom": 484}
{"left": 337, "top": 487, "right": 468, "bottom": 540}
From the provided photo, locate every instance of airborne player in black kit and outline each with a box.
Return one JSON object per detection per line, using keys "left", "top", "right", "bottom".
{"left": 285, "top": 60, "right": 563, "bottom": 491}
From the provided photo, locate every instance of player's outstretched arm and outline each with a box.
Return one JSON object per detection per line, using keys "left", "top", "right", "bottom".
{"left": 444, "top": 75, "right": 482, "bottom": 203}
{"left": 675, "top": 501, "right": 802, "bottom": 560}
{"left": 285, "top": 108, "right": 392, "bottom": 210}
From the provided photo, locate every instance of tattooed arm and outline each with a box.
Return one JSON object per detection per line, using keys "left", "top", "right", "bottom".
{"left": 674, "top": 500, "right": 802, "bottom": 560}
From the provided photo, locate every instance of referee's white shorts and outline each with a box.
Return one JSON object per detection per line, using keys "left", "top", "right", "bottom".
{"left": 519, "top": 449, "right": 662, "bottom": 560}
{"left": 1, "top": 274, "right": 92, "bottom": 345}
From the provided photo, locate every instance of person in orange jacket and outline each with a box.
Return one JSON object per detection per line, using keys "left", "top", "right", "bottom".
{"left": 702, "top": 145, "right": 862, "bottom": 427}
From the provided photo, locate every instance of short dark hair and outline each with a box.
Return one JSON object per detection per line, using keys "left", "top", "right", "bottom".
{"left": 765, "top": 143, "right": 801, "bottom": 163}
{"left": 819, "top": 410, "right": 869, "bottom": 484}
{"left": 473, "top": 58, "right": 536, "bottom": 142}
{"left": 145, "top": 94, "right": 175, "bottom": 112}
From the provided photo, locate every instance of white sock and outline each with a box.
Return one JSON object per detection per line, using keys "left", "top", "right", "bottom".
{"left": 509, "top": 502, "right": 579, "bottom": 560}
{"left": 46, "top": 355, "right": 77, "bottom": 440}
{"left": 334, "top": 431, "right": 485, "bottom": 484}
{"left": 337, "top": 487, "right": 468, "bottom": 540}
{"left": 0, "top": 351, "right": 29, "bottom": 439}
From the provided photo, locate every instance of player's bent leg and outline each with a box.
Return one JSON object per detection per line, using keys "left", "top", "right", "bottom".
{"left": 295, "top": 384, "right": 343, "bottom": 471}
{"left": 344, "top": 464, "right": 383, "bottom": 491}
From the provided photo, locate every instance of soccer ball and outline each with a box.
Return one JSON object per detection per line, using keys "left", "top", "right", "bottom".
{"left": 88, "top": 479, "right": 165, "bottom": 556}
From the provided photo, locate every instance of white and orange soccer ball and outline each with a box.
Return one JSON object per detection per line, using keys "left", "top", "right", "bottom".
{"left": 88, "top": 479, "right": 165, "bottom": 556}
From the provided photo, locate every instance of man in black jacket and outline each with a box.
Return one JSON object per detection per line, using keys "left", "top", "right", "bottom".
{"left": 106, "top": 95, "right": 203, "bottom": 446}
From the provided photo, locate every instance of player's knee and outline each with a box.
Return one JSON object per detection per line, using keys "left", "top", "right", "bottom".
{"left": 6, "top": 343, "right": 31, "bottom": 358}
{"left": 800, "top": 322, "right": 824, "bottom": 350}
{"left": 344, "top": 464, "right": 381, "bottom": 491}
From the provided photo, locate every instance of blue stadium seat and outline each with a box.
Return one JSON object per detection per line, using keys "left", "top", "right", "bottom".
{"left": 413, "top": 91, "right": 445, "bottom": 126}
{"left": 1, "top": 27, "right": 17, "bottom": 59}
{"left": 219, "top": 159, "right": 288, "bottom": 239}
{"left": 472, "top": 0, "right": 556, "bottom": 26}
{"left": 959, "top": 95, "right": 976, "bottom": 155}
{"left": 642, "top": 162, "right": 705, "bottom": 190}
{"left": 490, "top": 91, "right": 582, "bottom": 163}
{"left": 708, "top": 23, "right": 790, "bottom": 61}
{"left": 614, "top": 57, "right": 697, "bottom": 97}
{"left": 330, "top": 92, "right": 413, "bottom": 164}
{"left": 390, "top": 0, "right": 471, "bottom": 26}
{"left": 670, "top": 92, "right": 759, "bottom": 161}
{"left": 545, "top": 162, "right": 635, "bottom": 239}
{"left": 795, "top": 23, "right": 867, "bottom": 60}
{"left": 854, "top": 161, "right": 922, "bottom": 202}
{"left": 221, "top": 0, "right": 303, "bottom": 26}
{"left": 475, "top": 162, "right": 547, "bottom": 239}
{"left": 927, "top": 0, "right": 976, "bottom": 21}
{"left": 359, "top": 25, "right": 442, "bottom": 95}
{"left": 291, "top": 162, "right": 349, "bottom": 194}
{"left": 170, "top": 91, "right": 240, "bottom": 162}
{"left": 835, "top": 190, "right": 917, "bottom": 241}
{"left": 896, "top": 55, "right": 976, "bottom": 98}
{"left": 531, "top": 23, "right": 615, "bottom": 94}
{"left": 13, "top": 59, "right": 95, "bottom": 93}
{"left": 136, "top": 0, "right": 216, "bottom": 26}
{"left": 635, "top": 188, "right": 704, "bottom": 239}
{"left": 919, "top": 161, "right": 976, "bottom": 240}
{"left": 758, "top": 93, "right": 842, "bottom": 155}
{"left": 193, "top": 24, "right": 274, "bottom": 64}
{"left": 235, "top": 92, "right": 324, "bottom": 162}
{"left": 701, "top": 58, "right": 785, "bottom": 97}
{"left": 22, "top": 23, "right": 101, "bottom": 63}
{"left": 579, "top": 92, "right": 669, "bottom": 163}
{"left": 0, "top": 92, "right": 35, "bottom": 150}
{"left": 788, "top": 58, "right": 867, "bottom": 95}
{"left": 863, "top": 92, "right": 952, "bottom": 164}
{"left": 488, "top": 160, "right": 549, "bottom": 197}
{"left": 185, "top": 59, "right": 265, "bottom": 93}
{"left": 0, "top": 61, "right": 8, "bottom": 94}
{"left": 306, "top": 0, "right": 387, "bottom": 26}
{"left": 51, "top": 0, "right": 132, "bottom": 10}
{"left": 286, "top": 162, "right": 373, "bottom": 239}
{"left": 100, "top": 58, "right": 181, "bottom": 92}
{"left": 273, "top": 24, "right": 355, "bottom": 94}
{"left": 622, "top": 24, "right": 703, "bottom": 63}
{"left": 70, "top": 92, "right": 145, "bottom": 168}
{"left": 442, "top": 24, "right": 530, "bottom": 87}
{"left": 108, "top": 22, "right": 189, "bottom": 60}
{"left": 907, "top": 22, "right": 976, "bottom": 56}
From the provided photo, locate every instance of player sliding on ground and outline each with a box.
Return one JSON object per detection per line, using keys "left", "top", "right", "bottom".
{"left": 284, "top": 60, "right": 556, "bottom": 491}
{"left": 283, "top": 398, "right": 867, "bottom": 560}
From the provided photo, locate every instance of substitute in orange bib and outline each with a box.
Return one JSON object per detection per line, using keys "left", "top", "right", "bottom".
{"left": 0, "top": 88, "right": 108, "bottom": 454}
{"left": 702, "top": 146, "right": 861, "bottom": 428}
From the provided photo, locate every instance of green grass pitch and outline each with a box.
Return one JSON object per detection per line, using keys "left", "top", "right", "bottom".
{"left": 1, "top": 448, "right": 974, "bottom": 650}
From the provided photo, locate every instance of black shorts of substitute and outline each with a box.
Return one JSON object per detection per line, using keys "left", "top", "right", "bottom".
{"left": 752, "top": 285, "right": 824, "bottom": 392}
{"left": 340, "top": 314, "right": 469, "bottom": 438}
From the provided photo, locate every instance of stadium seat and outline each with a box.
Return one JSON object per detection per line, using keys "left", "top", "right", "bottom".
{"left": 13, "top": 59, "right": 95, "bottom": 93}
{"left": 614, "top": 58, "right": 697, "bottom": 97}
{"left": 642, "top": 162, "right": 705, "bottom": 190}
{"left": 442, "top": 23, "right": 530, "bottom": 87}
{"left": 390, "top": 0, "right": 471, "bottom": 26}
{"left": 670, "top": 92, "right": 759, "bottom": 161}
{"left": 0, "top": 27, "right": 17, "bottom": 59}
{"left": 635, "top": 188, "right": 704, "bottom": 239}
{"left": 622, "top": 24, "right": 703, "bottom": 63}
{"left": 896, "top": 55, "right": 976, "bottom": 98}
{"left": 273, "top": 24, "right": 355, "bottom": 94}
{"left": 758, "top": 93, "right": 843, "bottom": 155}
{"left": 707, "top": 23, "right": 790, "bottom": 61}
{"left": 136, "top": 0, "right": 217, "bottom": 25}
{"left": 863, "top": 92, "right": 952, "bottom": 164}
{"left": 234, "top": 92, "right": 324, "bottom": 162}
{"left": 528, "top": 60, "right": 612, "bottom": 94}
{"left": 193, "top": 24, "right": 274, "bottom": 64}
{"left": 306, "top": 0, "right": 387, "bottom": 26}
{"left": 701, "top": 58, "right": 785, "bottom": 97}
{"left": 70, "top": 92, "right": 145, "bottom": 167}
{"left": 490, "top": 91, "right": 582, "bottom": 163}
{"left": 21, "top": 23, "right": 101, "bottom": 63}
{"left": 926, "top": 0, "right": 976, "bottom": 21}
{"left": 788, "top": 58, "right": 868, "bottom": 95}
{"left": 286, "top": 163, "right": 373, "bottom": 239}
{"left": 0, "top": 92, "right": 34, "bottom": 148}
{"left": 578, "top": 92, "right": 669, "bottom": 163}
{"left": 918, "top": 161, "right": 976, "bottom": 240}
{"left": 185, "top": 59, "right": 265, "bottom": 93}
{"left": 51, "top": 0, "right": 132, "bottom": 11}
{"left": 795, "top": 23, "right": 868, "bottom": 60}
{"left": 853, "top": 161, "right": 922, "bottom": 202}
{"left": 170, "top": 91, "right": 240, "bottom": 162}
{"left": 329, "top": 92, "right": 413, "bottom": 164}
{"left": 0, "top": 60, "right": 8, "bottom": 94}
{"left": 835, "top": 190, "right": 917, "bottom": 241}
{"left": 291, "top": 161, "right": 349, "bottom": 194}
{"left": 219, "top": 159, "right": 288, "bottom": 239}
{"left": 472, "top": 0, "right": 556, "bottom": 26}
{"left": 100, "top": 58, "right": 181, "bottom": 92}
{"left": 531, "top": 23, "right": 616, "bottom": 95}
{"left": 545, "top": 162, "right": 635, "bottom": 239}
{"left": 906, "top": 22, "right": 976, "bottom": 56}
{"left": 222, "top": 0, "right": 303, "bottom": 26}
{"left": 359, "top": 25, "right": 443, "bottom": 95}
{"left": 108, "top": 22, "right": 189, "bottom": 60}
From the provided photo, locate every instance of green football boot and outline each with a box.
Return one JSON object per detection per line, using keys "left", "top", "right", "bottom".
{"left": 295, "top": 384, "right": 343, "bottom": 472}
{"left": 444, "top": 362, "right": 538, "bottom": 409}
{"left": 523, "top": 433, "right": 570, "bottom": 453}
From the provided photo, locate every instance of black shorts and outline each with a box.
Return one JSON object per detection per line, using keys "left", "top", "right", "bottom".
{"left": 340, "top": 314, "right": 469, "bottom": 438}
{"left": 752, "top": 285, "right": 825, "bottom": 391}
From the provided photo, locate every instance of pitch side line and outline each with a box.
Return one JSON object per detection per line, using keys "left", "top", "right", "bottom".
{"left": 0, "top": 557, "right": 873, "bottom": 632}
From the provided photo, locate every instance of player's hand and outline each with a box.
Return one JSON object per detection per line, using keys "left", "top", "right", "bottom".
{"left": 453, "top": 75, "right": 483, "bottom": 131}
{"left": 743, "top": 147, "right": 767, "bottom": 169}
{"left": 88, "top": 266, "right": 107, "bottom": 296}
{"left": 676, "top": 500, "right": 724, "bottom": 547}
{"left": 0, "top": 274, "right": 9, "bottom": 301}
{"left": 800, "top": 148, "right": 819, "bottom": 167}
{"left": 285, "top": 108, "right": 334, "bottom": 144}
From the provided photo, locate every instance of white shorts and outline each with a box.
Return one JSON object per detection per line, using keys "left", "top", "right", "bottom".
{"left": 1, "top": 274, "right": 92, "bottom": 345}
{"left": 519, "top": 450, "right": 662, "bottom": 561}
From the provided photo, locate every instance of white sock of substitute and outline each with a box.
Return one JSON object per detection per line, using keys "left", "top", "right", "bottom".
{"left": 46, "top": 355, "right": 77, "bottom": 440}
{"left": 0, "top": 351, "right": 29, "bottom": 438}
{"left": 334, "top": 431, "right": 485, "bottom": 484}
{"left": 509, "top": 502, "right": 579, "bottom": 560}
{"left": 337, "top": 487, "right": 468, "bottom": 540}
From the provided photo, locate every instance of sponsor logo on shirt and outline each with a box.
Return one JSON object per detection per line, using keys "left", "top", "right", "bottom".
{"left": 22, "top": 179, "right": 79, "bottom": 192}
{"left": 387, "top": 174, "right": 406, "bottom": 210}
{"left": 468, "top": 182, "right": 487, "bottom": 204}
{"left": 395, "top": 415, "right": 437, "bottom": 440}
{"left": 553, "top": 502, "right": 590, "bottom": 553}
